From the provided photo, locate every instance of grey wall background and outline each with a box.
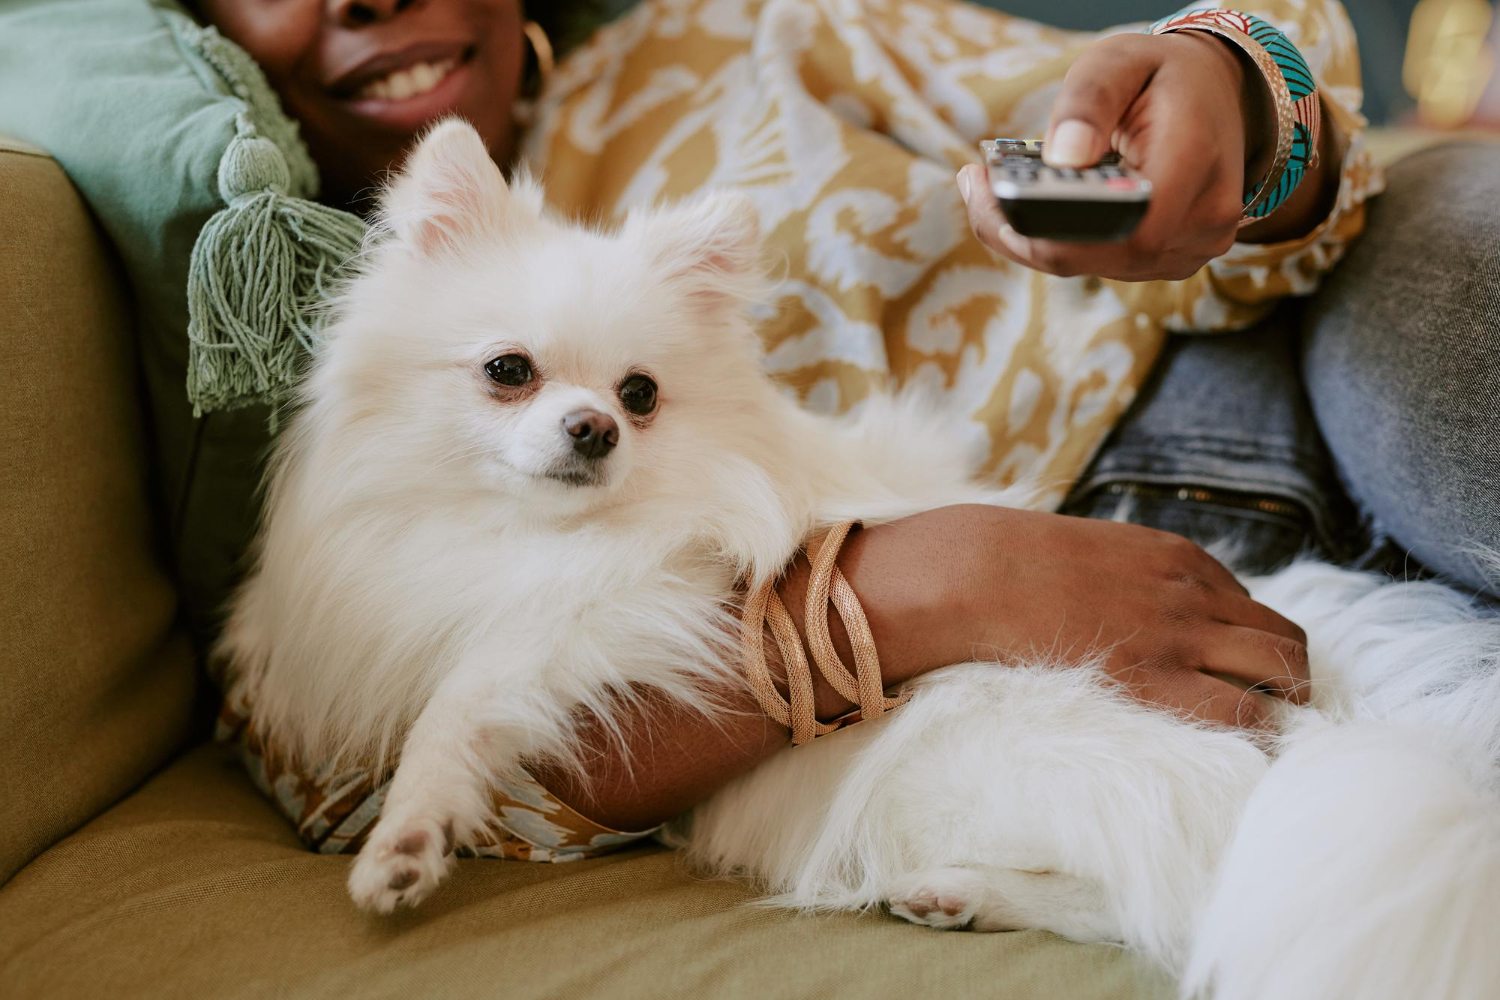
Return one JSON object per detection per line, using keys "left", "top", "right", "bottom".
{"left": 596, "top": 0, "right": 1420, "bottom": 124}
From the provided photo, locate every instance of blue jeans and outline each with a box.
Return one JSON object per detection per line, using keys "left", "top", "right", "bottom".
{"left": 1063, "top": 142, "right": 1500, "bottom": 595}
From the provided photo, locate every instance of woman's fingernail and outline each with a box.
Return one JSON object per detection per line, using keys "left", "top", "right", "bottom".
{"left": 957, "top": 168, "right": 971, "bottom": 202}
{"left": 1048, "top": 120, "right": 1098, "bottom": 167}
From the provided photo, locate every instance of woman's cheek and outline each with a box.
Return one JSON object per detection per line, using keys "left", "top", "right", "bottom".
{"left": 197, "top": 0, "right": 323, "bottom": 83}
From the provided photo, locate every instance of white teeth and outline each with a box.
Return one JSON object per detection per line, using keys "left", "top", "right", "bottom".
{"left": 355, "top": 57, "right": 459, "bottom": 102}
{"left": 385, "top": 68, "right": 418, "bottom": 101}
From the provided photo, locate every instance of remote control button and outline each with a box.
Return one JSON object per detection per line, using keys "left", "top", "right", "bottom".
{"left": 1105, "top": 177, "right": 1140, "bottom": 191}
{"left": 1059, "top": 168, "right": 1080, "bottom": 179}
{"left": 1099, "top": 166, "right": 1124, "bottom": 178}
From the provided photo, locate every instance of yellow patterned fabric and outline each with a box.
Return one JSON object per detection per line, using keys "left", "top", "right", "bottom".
{"left": 525, "top": 0, "right": 1379, "bottom": 506}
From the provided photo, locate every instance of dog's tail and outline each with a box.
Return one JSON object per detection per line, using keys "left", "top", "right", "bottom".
{"left": 1183, "top": 718, "right": 1500, "bottom": 1000}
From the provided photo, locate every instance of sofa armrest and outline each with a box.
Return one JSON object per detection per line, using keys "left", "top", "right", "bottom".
{"left": 0, "top": 137, "right": 196, "bottom": 884}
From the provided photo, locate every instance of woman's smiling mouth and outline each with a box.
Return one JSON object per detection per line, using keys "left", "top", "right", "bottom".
{"left": 331, "top": 42, "right": 478, "bottom": 131}
{"left": 354, "top": 54, "right": 463, "bottom": 101}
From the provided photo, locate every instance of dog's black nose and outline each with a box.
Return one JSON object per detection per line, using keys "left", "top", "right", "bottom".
{"left": 563, "top": 409, "right": 619, "bottom": 460}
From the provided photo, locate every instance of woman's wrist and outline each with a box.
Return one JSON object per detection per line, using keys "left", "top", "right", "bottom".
{"left": 1150, "top": 7, "right": 1333, "bottom": 241}
{"left": 1235, "top": 100, "right": 1340, "bottom": 243}
{"left": 1177, "top": 31, "right": 1275, "bottom": 197}
{"left": 530, "top": 509, "right": 998, "bottom": 830}
{"left": 773, "top": 507, "right": 1006, "bottom": 719}
{"left": 1176, "top": 30, "right": 1339, "bottom": 244}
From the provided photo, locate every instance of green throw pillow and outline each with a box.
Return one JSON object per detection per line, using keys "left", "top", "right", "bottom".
{"left": 0, "top": 0, "right": 366, "bottom": 644}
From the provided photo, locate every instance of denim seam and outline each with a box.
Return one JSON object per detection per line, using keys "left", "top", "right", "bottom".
{"left": 1068, "top": 467, "right": 1345, "bottom": 557}
{"left": 1081, "top": 446, "right": 1334, "bottom": 495}
{"left": 1092, "top": 431, "right": 1329, "bottom": 468}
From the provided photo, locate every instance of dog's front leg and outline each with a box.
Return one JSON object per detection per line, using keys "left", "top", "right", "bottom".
{"left": 347, "top": 654, "right": 532, "bottom": 913}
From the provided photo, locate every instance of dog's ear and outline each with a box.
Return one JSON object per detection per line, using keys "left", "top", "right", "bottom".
{"left": 631, "top": 192, "right": 764, "bottom": 317}
{"left": 380, "top": 118, "right": 539, "bottom": 257}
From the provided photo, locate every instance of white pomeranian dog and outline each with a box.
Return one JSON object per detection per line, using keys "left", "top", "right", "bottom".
{"left": 222, "top": 121, "right": 1500, "bottom": 1000}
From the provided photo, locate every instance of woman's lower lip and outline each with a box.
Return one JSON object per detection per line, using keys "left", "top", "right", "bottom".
{"left": 337, "top": 57, "right": 475, "bottom": 133}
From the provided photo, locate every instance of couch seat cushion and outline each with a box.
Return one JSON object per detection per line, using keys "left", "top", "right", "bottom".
{"left": 0, "top": 743, "right": 1172, "bottom": 999}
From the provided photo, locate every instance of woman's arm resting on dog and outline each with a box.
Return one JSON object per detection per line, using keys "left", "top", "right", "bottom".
{"left": 530, "top": 506, "right": 1310, "bottom": 832}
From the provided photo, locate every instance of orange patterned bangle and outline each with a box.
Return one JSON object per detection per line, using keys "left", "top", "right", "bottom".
{"left": 1150, "top": 7, "right": 1322, "bottom": 224}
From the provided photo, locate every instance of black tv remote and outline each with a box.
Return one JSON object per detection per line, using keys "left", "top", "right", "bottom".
{"left": 981, "top": 138, "right": 1152, "bottom": 243}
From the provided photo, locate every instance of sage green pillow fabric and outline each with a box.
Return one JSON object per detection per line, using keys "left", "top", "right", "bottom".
{"left": 0, "top": 0, "right": 364, "bottom": 644}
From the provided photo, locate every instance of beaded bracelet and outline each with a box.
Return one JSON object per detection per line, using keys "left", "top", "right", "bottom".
{"left": 1148, "top": 6, "right": 1322, "bottom": 224}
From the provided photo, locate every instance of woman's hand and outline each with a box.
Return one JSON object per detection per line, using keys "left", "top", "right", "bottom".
{"left": 955, "top": 29, "right": 1331, "bottom": 279}
{"left": 834, "top": 504, "right": 1308, "bottom": 730}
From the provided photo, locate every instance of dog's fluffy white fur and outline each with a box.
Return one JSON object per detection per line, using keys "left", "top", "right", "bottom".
{"left": 222, "top": 121, "right": 1500, "bottom": 1000}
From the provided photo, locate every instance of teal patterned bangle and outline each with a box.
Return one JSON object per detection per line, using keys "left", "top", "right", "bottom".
{"left": 1148, "top": 6, "right": 1322, "bottom": 223}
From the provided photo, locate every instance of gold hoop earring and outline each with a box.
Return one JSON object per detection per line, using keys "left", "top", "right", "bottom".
{"left": 522, "top": 20, "right": 554, "bottom": 96}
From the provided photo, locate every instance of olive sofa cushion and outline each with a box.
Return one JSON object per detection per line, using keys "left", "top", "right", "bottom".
{"left": 0, "top": 743, "right": 1173, "bottom": 999}
{"left": 0, "top": 138, "right": 197, "bottom": 883}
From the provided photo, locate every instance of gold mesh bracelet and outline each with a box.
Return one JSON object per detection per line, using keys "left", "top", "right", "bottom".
{"left": 740, "top": 522, "right": 912, "bottom": 745}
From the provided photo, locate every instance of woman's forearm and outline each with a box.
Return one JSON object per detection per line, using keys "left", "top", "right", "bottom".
{"left": 525, "top": 502, "right": 1315, "bottom": 831}
{"left": 525, "top": 680, "right": 784, "bottom": 833}
{"left": 526, "top": 509, "right": 990, "bottom": 831}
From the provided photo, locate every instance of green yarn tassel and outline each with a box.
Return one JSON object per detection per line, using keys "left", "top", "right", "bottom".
{"left": 159, "top": 3, "right": 368, "bottom": 416}
{"left": 185, "top": 115, "right": 366, "bottom": 416}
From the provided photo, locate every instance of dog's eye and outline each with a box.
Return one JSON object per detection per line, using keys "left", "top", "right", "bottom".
{"left": 484, "top": 354, "right": 532, "bottom": 387}
{"left": 619, "top": 374, "right": 658, "bottom": 416}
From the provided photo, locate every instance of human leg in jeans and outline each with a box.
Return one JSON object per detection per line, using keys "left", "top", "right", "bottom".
{"left": 1302, "top": 142, "right": 1500, "bottom": 594}
{"left": 1067, "top": 141, "right": 1500, "bottom": 595}
{"left": 1062, "top": 310, "right": 1356, "bottom": 575}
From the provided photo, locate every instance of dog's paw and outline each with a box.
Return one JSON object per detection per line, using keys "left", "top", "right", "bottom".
{"left": 348, "top": 816, "right": 456, "bottom": 914}
{"left": 887, "top": 869, "right": 985, "bottom": 931}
